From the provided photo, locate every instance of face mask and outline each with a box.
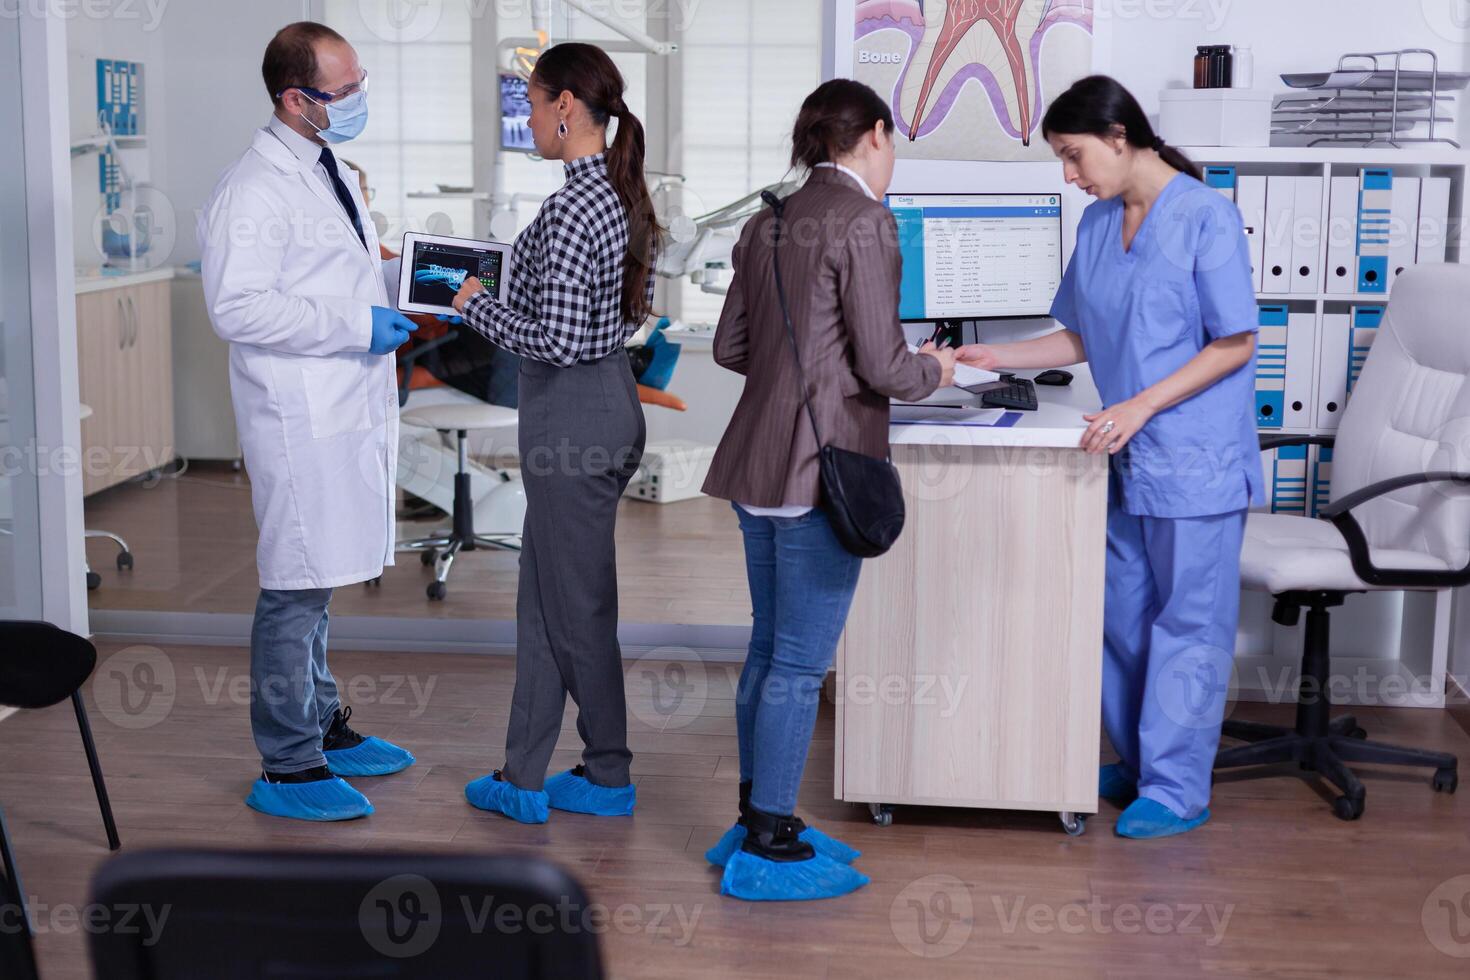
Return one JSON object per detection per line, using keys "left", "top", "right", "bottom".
{"left": 300, "top": 89, "right": 368, "bottom": 144}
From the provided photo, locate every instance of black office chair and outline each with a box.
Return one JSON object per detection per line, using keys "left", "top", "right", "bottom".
{"left": 89, "top": 849, "right": 605, "bottom": 979}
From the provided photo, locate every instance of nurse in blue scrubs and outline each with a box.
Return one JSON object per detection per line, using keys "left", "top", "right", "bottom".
{"left": 955, "top": 75, "right": 1263, "bottom": 839}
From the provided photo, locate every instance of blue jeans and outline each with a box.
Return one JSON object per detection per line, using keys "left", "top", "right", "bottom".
{"left": 733, "top": 504, "right": 863, "bottom": 816}
{"left": 250, "top": 587, "right": 341, "bottom": 773}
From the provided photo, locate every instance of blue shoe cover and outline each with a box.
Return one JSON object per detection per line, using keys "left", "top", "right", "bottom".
{"left": 245, "top": 776, "right": 373, "bottom": 822}
{"left": 324, "top": 736, "right": 416, "bottom": 777}
{"left": 1099, "top": 763, "right": 1139, "bottom": 803}
{"left": 464, "top": 772, "right": 549, "bottom": 824}
{"left": 544, "top": 767, "right": 635, "bottom": 816}
{"left": 705, "top": 822, "right": 861, "bottom": 867}
{"left": 1115, "top": 797, "right": 1210, "bottom": 839}
{"left": 719, "top": 848, "right": 870, "bottom": 901}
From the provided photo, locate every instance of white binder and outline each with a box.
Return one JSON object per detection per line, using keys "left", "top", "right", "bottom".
{"left": 1325, "top": 176, "right": 1359, "bottom": 295}
{"left": 1262, "top": 176, "right": 1296, "bottom": 294}
{"left": 1269, "top": 444, "right": 1310, "bottom": 516}
{"left": 1237, "top": 175, "right": 1268, "bottom": 292}
{"left": 1347, "top": 305, "right": 1385, "bottom": 394}
{"left": 1417, "top": 176, "right": 1452, "bottom": 266}
{"left": 1387, "top": 176, "right": 1421, "bottom": 292}
{"left": 1317, "top": 312, "right": 1351, "bottom": 429}
{"left": 1285, "top": 311, "right": 1317, "bottom": 428}
{"left": 1291, "top": 176, "right": 1323, "bottom": 294}
{"left": 1356, "top": 169, "right": 1393, "bottom": 295}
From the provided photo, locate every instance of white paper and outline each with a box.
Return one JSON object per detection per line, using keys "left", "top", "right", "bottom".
{"left": 890, "top": 404, "right": 1007, "bottom": 426}
{"left": 907, "top": 343, "right": 1001, "bottom": 387}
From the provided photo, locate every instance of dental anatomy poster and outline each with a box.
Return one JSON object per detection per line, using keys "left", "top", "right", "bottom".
{"left": 853, "top": 0, "right": 1094, "bottom": 162}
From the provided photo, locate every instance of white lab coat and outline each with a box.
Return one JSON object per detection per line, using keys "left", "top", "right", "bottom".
{"left": 198, "top": 126, "right": 398, "bottom": 591}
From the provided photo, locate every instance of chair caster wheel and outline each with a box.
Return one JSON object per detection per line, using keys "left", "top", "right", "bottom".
{"left": 365, "top": 577, "right": 381, "bottom": 587}
{"left": 427, "top": 581, "right": 447, "bottom": 601}
{"left": 1433, "top": 768, "right": 1458, "bottom": 794}
{"left": 869, "top": 803, "right": 893, "bottom": 827}
{"left": 116, "top": 551, "right": 134, "bottom": 571}
{"left": 1332, "top": 795, "right": 1364, "bottom": 821}
{"left": 1346, "top": 726, "right": 1367, "bottom": 739}
{"left": 420, "top": 549, "right": 437, "bottom": 567}
{"left": 1060, "top": 812, "right": 1086, "bottom": 836}
{"left": 86, "top": 571, "right": 101, "bottom": 591}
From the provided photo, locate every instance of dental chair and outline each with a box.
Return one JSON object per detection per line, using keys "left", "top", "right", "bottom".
{"left": 390, "top": 324, "right": 525, "bottom": 601}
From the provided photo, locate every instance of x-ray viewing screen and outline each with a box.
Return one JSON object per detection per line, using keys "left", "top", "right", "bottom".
{"left": 408, "top": 239, "right": 505, "bottom": 308}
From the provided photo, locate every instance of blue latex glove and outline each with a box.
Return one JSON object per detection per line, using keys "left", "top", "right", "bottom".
{"left": 436, "top": 314, "right": 464, "bottom": 325}
{"left": 369, "top": 306, "right": 419, "bottom": 355}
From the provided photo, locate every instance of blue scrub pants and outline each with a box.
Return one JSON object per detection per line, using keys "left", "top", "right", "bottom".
{"left": 1102, "top": 499, "right": 1247, "bottom": 820}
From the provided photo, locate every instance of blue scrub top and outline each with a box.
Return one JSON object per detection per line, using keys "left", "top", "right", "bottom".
{"left": 1051, "top": 172, "right": 1264, "bottom": 519}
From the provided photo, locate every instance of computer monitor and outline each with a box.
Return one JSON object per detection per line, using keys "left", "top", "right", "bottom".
{"left": 499, "top": 73, "right": 535, "bottom": 153}
{"left": 885, "top": 192, "right": 1063, "bottom": 322}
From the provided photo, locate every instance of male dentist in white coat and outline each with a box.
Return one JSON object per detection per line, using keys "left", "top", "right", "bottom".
{"left": 199, "top": 21, "right": 418, "bottom": 821}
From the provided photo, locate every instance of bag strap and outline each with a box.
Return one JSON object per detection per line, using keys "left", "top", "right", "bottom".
{"left": 760, "top": 190, "right": 826, "bottom": 451}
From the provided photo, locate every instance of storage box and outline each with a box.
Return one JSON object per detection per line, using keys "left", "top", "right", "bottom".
{"left": 625, "top": 440, "right": 717, "bottom": 503}
{"left": 1158, "top": 88, "right": 1273, "bottom": 147}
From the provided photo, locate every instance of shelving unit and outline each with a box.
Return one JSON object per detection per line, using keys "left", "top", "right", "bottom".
{"left": 1180, "top": 145, "right": 1470, "bottom": 709}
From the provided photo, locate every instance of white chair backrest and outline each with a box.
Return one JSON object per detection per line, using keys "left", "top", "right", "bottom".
{"left": 1333, "top": 263, "right": 1470, "bottom": 569}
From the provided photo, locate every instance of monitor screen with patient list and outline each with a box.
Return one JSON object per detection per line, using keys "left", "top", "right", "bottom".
{"left": 886, "top": 192, "right": 1063, "bottom": 321}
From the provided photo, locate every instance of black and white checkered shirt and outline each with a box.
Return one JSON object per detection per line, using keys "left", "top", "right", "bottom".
{"left": 462, "top": 152, "right": 652, "bottom": 367}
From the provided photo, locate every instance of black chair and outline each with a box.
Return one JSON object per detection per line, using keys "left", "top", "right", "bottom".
{"left": 0, "top": 622, "right": 121, "bottom": 852}
{"left": 0, "top": 803, "right": 40, "bottom": 980}
{"left": 89, "top": 849, "right": 605, "bottom": 979}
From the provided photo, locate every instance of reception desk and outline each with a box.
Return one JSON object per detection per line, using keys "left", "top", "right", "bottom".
{"left": 834, "top": 372, "right": 1108, "bottom": 835}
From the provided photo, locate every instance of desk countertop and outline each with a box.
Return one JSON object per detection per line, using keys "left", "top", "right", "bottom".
{"left": 75, "top": 266, "right": 178, "bottom": 294}
{"left": 889, "top": 366, "right": 1103, "bottom": 449}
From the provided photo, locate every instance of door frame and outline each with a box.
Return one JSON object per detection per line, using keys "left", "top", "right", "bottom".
{"left": 19, "top": 10, "right": 88, "bottom": 634}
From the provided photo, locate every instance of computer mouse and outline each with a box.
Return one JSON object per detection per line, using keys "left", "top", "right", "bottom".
{"left": 1034, "top": 369, "right": 1073, "bottom": 386}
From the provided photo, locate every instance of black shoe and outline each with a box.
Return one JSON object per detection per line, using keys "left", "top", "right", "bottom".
{"left": 740, "top": 806, "right": 815, "bottom": 863}
{"left": 261, "top": 765, "right": 333, "bottom": 784}
{"left": 322, "top": 706, "right": 366, "bottom": 752}
{"left": 737, "top": 780, "right": 808, "bottom": 833}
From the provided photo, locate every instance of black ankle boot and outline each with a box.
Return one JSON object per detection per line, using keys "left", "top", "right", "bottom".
{"left": 739, "top": 782, "right": 809, "bottom": 833}
{"left": 740, "top": 806, "right": 815, "bottom": 863}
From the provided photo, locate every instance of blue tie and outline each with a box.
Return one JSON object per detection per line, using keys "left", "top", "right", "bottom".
{"left": 318, "top": 145, "right": 367, "bottom": 252}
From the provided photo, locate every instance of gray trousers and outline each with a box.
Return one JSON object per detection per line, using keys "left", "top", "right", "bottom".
{"left": 502, "top": 352, "right": 645, "bottom": 790}
{"left": 250, "top": 587, "right": 340, "bottom": 773}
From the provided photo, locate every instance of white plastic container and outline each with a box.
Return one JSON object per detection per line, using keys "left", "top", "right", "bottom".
{"left": 1232, "top": 45, "right": 1255, "bottom": 89}
{"left": 625, "top": 440, "right": 717, "bottom": 503}
{"left": 1158, "top": 88, "right": 1273, "bottom": 147}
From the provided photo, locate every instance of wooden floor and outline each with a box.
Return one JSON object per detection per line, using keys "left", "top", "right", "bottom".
{"left": 81, "top": 463, "right": 751, "bottom": 625}
{"left": 4, "top": 642, "right": 1470, "bottom": 978}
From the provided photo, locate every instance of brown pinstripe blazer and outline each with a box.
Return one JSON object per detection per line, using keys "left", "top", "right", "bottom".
{"left": 701, "top": 167, "right": 941, "bottom": 508}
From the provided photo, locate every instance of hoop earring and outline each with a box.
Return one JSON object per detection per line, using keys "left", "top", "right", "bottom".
{"left": 557, "top": 119, "right": 568, "bottom": 140}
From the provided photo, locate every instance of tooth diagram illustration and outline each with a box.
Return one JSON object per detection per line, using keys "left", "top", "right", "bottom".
{"left": 857, "top": 0, "right": 1092, "bottom": 148}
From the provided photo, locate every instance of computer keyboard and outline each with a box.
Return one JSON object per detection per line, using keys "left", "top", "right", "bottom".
{"left": 978, "top": 374, "right": 1039, "bottom": 411}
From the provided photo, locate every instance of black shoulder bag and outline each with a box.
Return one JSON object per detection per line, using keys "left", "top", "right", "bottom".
{"left": 760, "top": 190, "right": 906, "bottom": 559}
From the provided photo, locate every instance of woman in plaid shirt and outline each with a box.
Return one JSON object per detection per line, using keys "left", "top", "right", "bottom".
{"left": 453, "top": 42, "right": 659, "bottom": 825}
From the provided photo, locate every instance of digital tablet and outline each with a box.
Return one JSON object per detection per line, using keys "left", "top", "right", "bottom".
{"left": 397, "top": 232, "right": 512, "bottom": 316}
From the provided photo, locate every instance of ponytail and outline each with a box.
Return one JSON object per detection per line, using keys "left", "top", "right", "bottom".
{"left": 1042, "top": 75, "right": 1202, "bottom": 182}
{"left": 532, "top": 43, "right": 661, "bottom": 326}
